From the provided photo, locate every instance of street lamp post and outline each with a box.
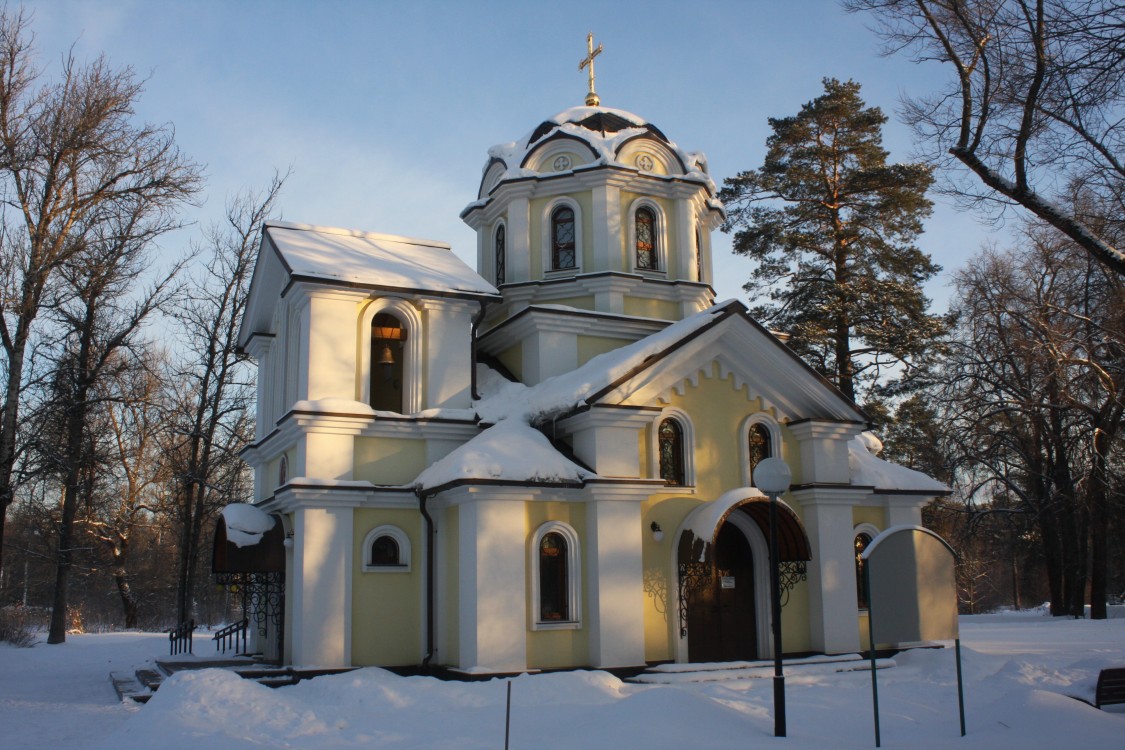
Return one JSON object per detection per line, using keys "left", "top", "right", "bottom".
{"left": 753, "top": 457, "right": 792, "bottom": 739}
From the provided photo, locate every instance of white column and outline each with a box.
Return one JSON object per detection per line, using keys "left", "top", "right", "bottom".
{"left": 586, "top": 499, "right": 646, "bottom": 668}
{"left": 290, "top": 506, "right": 353, "bottom": 667}
{"left": 457, "top": 499, "right": 527, "bottom": 672}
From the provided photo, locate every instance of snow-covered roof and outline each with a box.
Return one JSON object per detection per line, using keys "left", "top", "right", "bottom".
{"left": 220, "top": 503, "right": 277, "bottom": 548}
{"left": 849, "top": 432, "right": 949, "bottom": 494}
{"left": 264, "top": 221, "right": 498, "bottom": 297}
{"left": 472, "top": 105, "right": 715, "bottom": 203}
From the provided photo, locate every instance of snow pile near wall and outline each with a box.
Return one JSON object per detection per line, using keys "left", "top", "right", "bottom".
{"left": 414, "top": 418, "right": 593, "bottom": 490}
{"left": 415, "top": 303, "right": 734, "bottom": 491}
{"left": 849, "top": 432, "right": 947, "bottom": 494}
{"left": 220, "top": 504, "right": 276, "bottom": 548}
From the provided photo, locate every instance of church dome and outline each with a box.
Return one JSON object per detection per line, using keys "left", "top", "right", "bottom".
{"left": 473, "top": 105, "right": 715, "bottom": 202}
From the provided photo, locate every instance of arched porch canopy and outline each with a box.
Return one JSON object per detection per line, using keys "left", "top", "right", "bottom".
{"left": 677, "top": 487, "right": 812, "bottom": 564}
{"left": 212, "top": 503, "right": 285, "bottom": 575}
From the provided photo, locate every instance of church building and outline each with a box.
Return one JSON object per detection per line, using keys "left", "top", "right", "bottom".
{"left": 227, "top": 46, "right": 948, "bottom": 673}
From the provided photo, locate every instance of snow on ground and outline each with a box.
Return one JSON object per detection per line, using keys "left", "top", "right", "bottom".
{"left": 1, "top": 610, "right": 1123, "bottom": 749}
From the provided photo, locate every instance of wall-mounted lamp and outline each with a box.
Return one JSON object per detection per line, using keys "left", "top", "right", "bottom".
{"left": 650, "top": 521, "right": 664, "bottom": 542}
{"left": 283, "top": 531, "right": 294, "bottom": 549}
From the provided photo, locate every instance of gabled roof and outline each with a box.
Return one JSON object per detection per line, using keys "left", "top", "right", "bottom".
{"left": 416, "top": 301, "right": 869, "bottom": 493}
{"left": 239, "top": 222, "right": 498, "bottom": 348}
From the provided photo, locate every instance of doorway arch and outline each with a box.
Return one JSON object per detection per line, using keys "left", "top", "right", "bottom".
{"left": 676, "top": 490, "right": 811, "bottom": 663}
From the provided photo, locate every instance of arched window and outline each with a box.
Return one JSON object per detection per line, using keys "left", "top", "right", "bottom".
{"left": 494, "top": 224, "right": 506, "bottom": 285}
{"left": 539, "top": 532, "right": 569, "bottom": 621}
{"left": 362, "top": 525, "right": 411, "bottom": 572}
{"left": 551, "top": 206, "right": 576, "bottom": 270}
{"left": 635, "top": 206, "right": 657, "bottom": 270}
{"left": 531, "top": 521, "right": 581, "bottom": 628}
{"left": 695, "top": 228, "right": 704, "bottom": 282}
{"left": 371, "top": 535, "right": 399, "bottom": 566}
{"left": 748, "top": 423, "right": 771, "bottom": 477}
{"left": 855, "top": 531, "right": 874, "bottom": 609}
{"left": 370, "top": 313, "right": 407, "bottom": 412}
{"left": 659, "top": 418, "right": 686, "bottom": 486}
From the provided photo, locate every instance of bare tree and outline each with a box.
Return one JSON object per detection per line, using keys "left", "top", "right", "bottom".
{"left": 0, "top": 8, "right": 201, "bottom": 576}
{"left": 37, "top": 197, "right": 189, "bottom": 644}
{"left": 938, "top": 220, "right": 1124, "bottom": 616}
{"left": 83, "top": 350, "right": 169, "bottom": 628}
{"left": 166, "top": 175, "right": 284, "bottom": 625}
{"left": 845, "top": 0, "right": 1125, "bottom": 275}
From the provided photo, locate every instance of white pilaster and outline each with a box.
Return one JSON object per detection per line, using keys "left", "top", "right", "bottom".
{"left": 509, "top": 197, "right": 531, "bottom": 283}
{"left": 788, "top": 420, "right": 865, "bottom": 484}
{"left": 419, "top": 300, "right": 476, "bottom": 409}
{"left": 302, "top": 289, "right": 364, "bottom": 402}
{"left": 789, "top": 487, "right": 868, "bottom": 654}
{"left": 290, "top": 506, "right": 353, "bottom": 667}
{"left": 457, "top": 499, "right": 527, "bottom": 672}
{"left": 586, "top": 498, "right": 646, "bottom": 668}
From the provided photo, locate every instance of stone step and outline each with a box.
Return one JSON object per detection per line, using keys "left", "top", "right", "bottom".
{"left": 110, "top": 671, "right": 152, "bottom": 704}
{"left": 629, "top": 655, "right": 897, "bottom": 685}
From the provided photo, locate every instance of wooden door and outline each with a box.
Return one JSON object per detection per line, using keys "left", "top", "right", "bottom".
{"left": 686, "top": 523, "right": 757, "bottom": 662}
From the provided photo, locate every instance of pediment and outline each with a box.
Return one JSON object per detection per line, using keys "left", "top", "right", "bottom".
{"left": 590, "top": 312, "right": 865, "bottom": 423}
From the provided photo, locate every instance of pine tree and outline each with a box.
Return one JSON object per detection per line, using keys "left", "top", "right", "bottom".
{"left": 719, "top": 78, "right": 946, "bottom": 401}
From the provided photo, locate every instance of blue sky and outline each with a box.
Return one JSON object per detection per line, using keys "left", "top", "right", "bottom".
{"left": 22, "top": 0, "right": 1002, "bottom": 310}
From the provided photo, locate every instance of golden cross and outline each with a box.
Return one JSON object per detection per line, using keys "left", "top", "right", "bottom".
{"left": 578, "top": 32, "right": 604, "bottom": 107}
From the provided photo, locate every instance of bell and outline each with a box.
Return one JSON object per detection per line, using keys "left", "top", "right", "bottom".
{"left": 377, "top": 342, "right": 395, "bottom": 365}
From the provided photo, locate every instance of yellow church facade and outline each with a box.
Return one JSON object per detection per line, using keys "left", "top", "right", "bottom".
{"left": 230, "top": 89, "right": 948, "bottom": 673}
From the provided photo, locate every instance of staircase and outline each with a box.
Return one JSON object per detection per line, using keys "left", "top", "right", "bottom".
{"left": 628, "top": 653, "right": 896, "bottom": 685}
{"left": 110, "top": 658, "right": 355, "bottom": 703}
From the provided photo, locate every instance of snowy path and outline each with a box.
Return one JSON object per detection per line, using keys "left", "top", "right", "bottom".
{"left": 1, "top": 612, "right": 1122, "bottom": 749}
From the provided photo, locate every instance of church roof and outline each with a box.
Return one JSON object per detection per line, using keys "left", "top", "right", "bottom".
{"left": 264, "top": 221, "right": 498, "bottom": 297}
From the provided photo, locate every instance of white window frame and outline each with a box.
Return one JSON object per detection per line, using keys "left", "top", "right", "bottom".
{"left": 627, "top": 199, "right": 668, "bottom": 275}
{"left": 358, "top": 297, "right": 423, "bottom": 414}
{"left": 361, "top": 525, "right": 412, "bottom": 573}
{"left": 651, "top": 407, "right": 695, "bottom": 488}
{"left": 741, "top": 413, "right": 784, "bottom": 487}
{"left": 542, "top": 198, "right": 584, "bottom": 275}
{"left": 529, "top": 520, "right": 581, "bottom": 630}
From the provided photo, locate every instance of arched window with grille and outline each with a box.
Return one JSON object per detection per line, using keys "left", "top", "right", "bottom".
{"left": 659, "top": 418, "right": 686, "bottom": 486}
{"left": 494, "top": 224, "right": 506, "bottom": 285}
{"left": 539, "top": 532, "right": 569, "bottom": 621}
{"left": 855, "top": 531, "right": 874, "bottom": 609}
{"left": 531, "top": 522, "right": 580, "bottom": 628}
{"left": 748, "top": 423, "right": 772, "bottom": 478}
{"left": 635, "top": 206, "right": 657, "bottom": 270}
{"left": 362, "top": 525, "right": 411, "bottom": 572}
{"left": 551, "top": 206, "right": 576, "bottom": 270}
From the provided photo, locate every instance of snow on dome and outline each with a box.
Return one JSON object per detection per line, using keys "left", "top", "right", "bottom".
{"left": 414, "top": 418, "right": 593, "bottom": 491}
{"left": 221, "top": 503, "right": 277, "bottom": 548}
{"left": 474, "top": 104, "right": 716, "bottom": 199}
{"left": 848, "top": 435, "right": 947, "bottom": 494}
